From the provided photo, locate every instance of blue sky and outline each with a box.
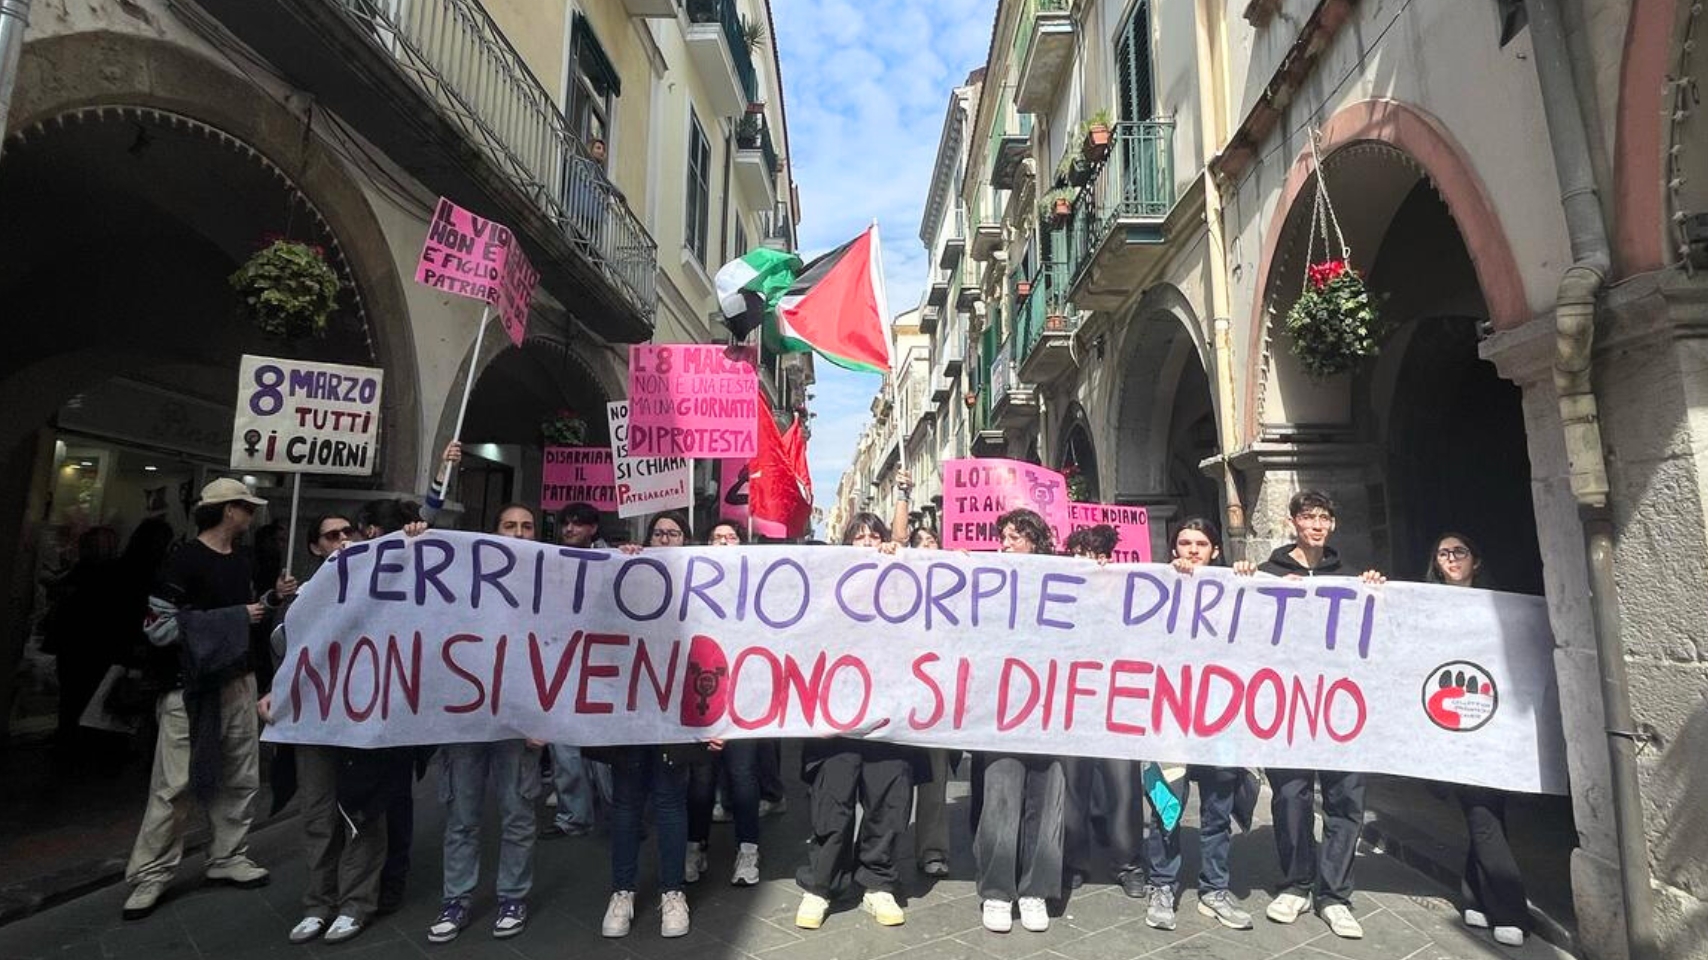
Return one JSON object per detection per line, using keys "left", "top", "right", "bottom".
{"left": 772, "top": 0, "right": 992, "bottom": 528}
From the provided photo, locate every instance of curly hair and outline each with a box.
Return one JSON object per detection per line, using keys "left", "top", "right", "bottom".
{"left": 995, "top": 508, "right": 1055, "bottom": 554}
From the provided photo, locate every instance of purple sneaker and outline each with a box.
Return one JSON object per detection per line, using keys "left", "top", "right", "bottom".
{"left": 493, "top": 899, "right": 528, "bottom": 939}
{"left": 427, "top": 899, "right": 471, "bottom": 944}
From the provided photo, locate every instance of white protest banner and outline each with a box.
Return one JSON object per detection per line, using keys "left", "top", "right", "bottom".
{"left": 626, "top": 345, "right": 759, "bottom": 459}
{"left": 231, "top": 355, "right": 384, "bottom": 476}
{"left": 607, "top": 401, "right": 691, "bottom": 518}
{"left": 265, "top": 535, "right": 1568, "bottom": 795}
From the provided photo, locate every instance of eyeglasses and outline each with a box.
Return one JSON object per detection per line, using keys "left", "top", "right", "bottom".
{"left": 651, "top": 529, "right": 685, "bottom": 542}
{"left": 319, "top": 526, "right": 355, "bottom": 542}
{"left": 1436, "top": 547, "right": 1471, "bottom": 561}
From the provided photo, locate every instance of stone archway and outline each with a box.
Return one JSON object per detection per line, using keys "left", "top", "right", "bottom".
{"left": 1056, "top": 404, "right": 1100, "bottom": 504}
{"left": 1242, "top": 99, "right": 1526, "bottom": 442}
{"left": 1103, "top": 284, "right": 1218, "bottom": 549}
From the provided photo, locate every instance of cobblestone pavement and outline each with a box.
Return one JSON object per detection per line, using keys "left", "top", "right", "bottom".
{"left": 0, "top": 769, "right": 1574, "bottom": 960}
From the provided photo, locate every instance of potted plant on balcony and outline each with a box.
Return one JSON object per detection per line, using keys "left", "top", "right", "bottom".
{"left": 1040, "top": 188, "right": 1074, "bottom": 228}
{"left": 1081, "top": 110, "right": 1113, "bottom": 163}
{"left": 741, "top": 14, "right": 767, "bottom": 53}
{"left": 736, "top": 113, "right": 763, "bottom": 149}
{"left": 1055, "top": 147, "right": 1092, "bottom": 188}
{"left": 964, "top": 391, "right": 978, "bottom": 408}
{"left": 687, "top": 0, "right": 719, "bottom": 23}
{"left": 229, "top": 236, "right": 341, "bottom": 340}
{"left": 1015, "top": 279, "right": 1033, "bottom": 299}
{"left": 1044, "top": 304, "right": 1072, "bottom": 332}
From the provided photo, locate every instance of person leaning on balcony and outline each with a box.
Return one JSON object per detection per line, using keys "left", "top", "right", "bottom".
{"left": 569, "top": 138, "right": 621, "bottom": 249}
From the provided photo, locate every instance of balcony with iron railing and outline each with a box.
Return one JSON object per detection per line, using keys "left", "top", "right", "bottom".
{"left": 987, "top": 338, "right": 1038, "bottom": 430}
{"left": 988, "top": 98, "right": 1033, "bottom": 191}
{"left": 1065, "top": 119, "right": 1184, "bottom": 312}
{"left": 734, "top": 111, "right": 779, "bottom": 206}
{"left": 1013, "top": 0, "right": 1075, "bottom": 113}
{"left": 938, "top": 206, "right": 968, "bottom": 269}
{"left": 193, "top": 0, "right": 658, "bottom": 339}
{"left": 681, "top": 0, "right": 761, "bottom": 116}
{"left": 1014, "top": 255, "right": 1077, "bottom": 384}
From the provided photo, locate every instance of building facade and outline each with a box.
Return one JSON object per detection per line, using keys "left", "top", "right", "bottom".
{"left": 0, "top": 0, "right": 802, "bottom": 744}
{"left": 861, "top": 1, "right": 1708, "bottom": 957}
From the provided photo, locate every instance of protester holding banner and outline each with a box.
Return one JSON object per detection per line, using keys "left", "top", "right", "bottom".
{"left": 275, "top": 514, "right": 396, "bottom": 945}
{"left": 895, "top": 476, "right": 951, "bottom": 882}
{"left": 428, "top": 504, "right": 543, "bottom": 944}
{"left": 1058, "top": 523, "right": 1120, "bottom": 893}
{"left": 600, "top": 512, "right": 697, "bottom": 940}
{"left": 122, "top": 479, "right": 292, "bottom": 922}
{"left": 794, "top": 513, "right": 915, "bottom": 931}
{"left": 540, "top": 502, "right": 609, "bottom": 843}
{"left": 973, "top": 509, "right": 1068, "bottom": 935}
{"left": 1257, "top": 491, "right": 1385, "bottom": 940}
{"left": 687, "top": 522, "right": 764, "bottom": 888}
{"left": 1130, "top": 518, "right": 1257, "bottom": 933}
{"left": 1426, "top": 532, "right": 1529, "bottom": 948}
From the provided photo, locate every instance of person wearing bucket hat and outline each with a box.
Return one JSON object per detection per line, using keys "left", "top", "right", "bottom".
{"left": 122, "top": 477, "right": 297, "bottom": 922}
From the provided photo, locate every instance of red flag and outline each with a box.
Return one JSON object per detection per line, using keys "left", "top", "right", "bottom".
{"left": 749, "top": 392, "right": 812, "bottom": 538}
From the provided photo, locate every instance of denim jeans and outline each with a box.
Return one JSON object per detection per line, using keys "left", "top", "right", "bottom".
{"left": 1143, "top": 766, "right": 1239, "bottom": 893}
{"left": 549, "top": 744, "right": 609, "bottom": 832}
{"left": 611, "top": 747, "right": 688, "bottom": 893}
{"left": 439, "top": 741, "right": 538, "bottom": 902}
{"left": 689, "top": 740, "right": 760, "bottom": 845}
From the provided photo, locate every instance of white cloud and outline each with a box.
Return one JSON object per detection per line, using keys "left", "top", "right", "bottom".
{"left": 775, "top": 0, "right": 991, "bottom": 524}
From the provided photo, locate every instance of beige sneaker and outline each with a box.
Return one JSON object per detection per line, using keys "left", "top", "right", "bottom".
{"left": 1321, "top": 903, "right": 1364, "bottom": 939}
{"left": 795, "top": 892, "right": 829, "bottom": 929}
{"left": 122, "top": 880, "right": 168, "bottom": 921}
{"left": 660, "top": 891, "right": 690, "bottom": 938}
{"left": 861, "top": 890, "right": 905, "bottom": 926}
{"left": 205, "top": 856, "right": 270, "bottom": 889}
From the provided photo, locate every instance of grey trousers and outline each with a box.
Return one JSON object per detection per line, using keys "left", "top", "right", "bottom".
{"left": 974, "top": 754, "right": 1066, "bottom": 902}
{"left": 297, "top": 745, "right": 386, "bottom": 920}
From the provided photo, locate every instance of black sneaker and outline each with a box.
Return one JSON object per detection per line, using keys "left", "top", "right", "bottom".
{"left": 1119, "top": 870, "right": 1148, "bottom": 899}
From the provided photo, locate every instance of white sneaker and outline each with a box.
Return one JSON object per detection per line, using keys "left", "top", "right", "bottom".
{"left": 731, "top": 843, "right": 760, "bottom": 886}
{"left": 684, "top": 841, "right": 707, "bottom": 884}
{"left": 1018, "top": 897, "right": 1049, "bottom": 932}
{"left": 759, "top": 797, "right": 788, "bottom": 817}
{"left": 796, "top": 892, "right": 829, "bottom": 929}
{"left": 711, "top": 802, "right": 731, "bottom": 823}
{"left": 861, "top": 890, "right": 905, "bottom": 926}
{"left": 1266, "top": 891, "right": 1312, "bottom": 924}
{"left": 982, "top": 899, "right": 1013, "bottom": 933}
{"left": 1321, "top": 904, "right": 1364, "bottom": 939}
{"left": 1494, "top": 926, "right": 1526, "bottom": 947}
{"left": 601, "top": 890, "right": 634, "bottom": 937}
{"left": 287, "top": 916, "right": 325, "bottom": 944}
{"left": 323, "top": 915, "right": 363, "bottom": 944}
{"left": 1464, "top": 908, "right": 1490, "bottom": 929}
{"left": 660, "top": 891, "right": 690, "bottom": 938}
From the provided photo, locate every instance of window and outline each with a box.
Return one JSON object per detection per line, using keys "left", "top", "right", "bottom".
{"left": 1114, "top": 1, "right": 1155, "bottom": 123}
{"left": 568, "top": 14, "right": 622, "bottom": 151}
{"left": 686, "top": 112, "right": 712, "bottom": 264}
{"left": 734, "top": 220, "right": 748, "bottom": 258}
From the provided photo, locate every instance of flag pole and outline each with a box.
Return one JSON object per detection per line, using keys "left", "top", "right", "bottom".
{"left": 435, "top": 304, "right": 491, "bottom": 505}
{"left": 870, "top": 220, "right": 905, "bottom": 491}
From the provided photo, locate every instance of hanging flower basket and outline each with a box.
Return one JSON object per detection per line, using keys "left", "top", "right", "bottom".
{"left": 1283, "top": 259, "right": 1385, "bottom": 379}
{"left": 1282, "top": 132, "right": 1387, "bottom": 379}
{"left": 1062, "top": 462, "right": 1092, "bottom": 502}
{"left": 541, "top": 409, "right": 588, "bottom": 446}
{"left": 229, "top": 239, "right": 341, "bottom": 340}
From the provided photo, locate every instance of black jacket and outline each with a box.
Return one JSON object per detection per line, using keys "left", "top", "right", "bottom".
{"left": 1257, "top": 543, "right": 1343, "bottom": 578}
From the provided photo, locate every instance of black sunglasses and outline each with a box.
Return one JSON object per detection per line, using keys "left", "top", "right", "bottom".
{"left": 319, "top": 526, "right": 356, "bottom": 541}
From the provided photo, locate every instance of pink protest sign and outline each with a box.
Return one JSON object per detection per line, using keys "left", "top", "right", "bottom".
{"left": 1066, "top": 502, "right": 1153, "bottom": 563}
{"left": 415, "top": 196, "right": 514, "bottom": 304}
{"left": 941, "top": 458, "right": 1072, "bottom": 551}
{"left": 541, "top": 446, "right": 616, "bottom": 511}
{"left": 718, "top": 459, "right": 788, "bottom": 538}
{"left": 627, "top": 345, "right": 759, "bottom": 459}
{"left": 497, "top": 245, "right": 538, "bottom": 347}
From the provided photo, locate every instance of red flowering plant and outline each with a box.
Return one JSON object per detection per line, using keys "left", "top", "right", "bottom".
{"left": 1061, "top": 461, "right": 1092, "bottom": 503}
{"left": 541, "top": 408, "right": 588, "bottom": 446}
{"left": 229, "top": 236, "right": 341, "bottom": 339}
{"left": 1282, "top": 258, "right": 1385, "bottom": 379}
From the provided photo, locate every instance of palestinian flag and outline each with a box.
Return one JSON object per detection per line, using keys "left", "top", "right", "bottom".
{"left": 772, "top": 224, "right": 891, "bottom": 374}
{"left": 715, "top": 247, "right": 803, "bottom": 340}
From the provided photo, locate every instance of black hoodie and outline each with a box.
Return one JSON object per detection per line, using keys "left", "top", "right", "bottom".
{"left": 1257, "top": 542, "right": 1343, "bottom": 577}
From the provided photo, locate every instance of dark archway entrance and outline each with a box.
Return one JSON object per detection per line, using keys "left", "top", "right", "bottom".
{"left": 1365, "top": 182, "right": 1542, "bottom": 592}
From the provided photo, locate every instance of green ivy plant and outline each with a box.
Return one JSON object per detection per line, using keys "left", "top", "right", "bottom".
{"left": 1282, "top": 259, "right": 1386, "bottom": 379}
{"left": 229, "top": 240, "right": 341, "bottom": 340}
